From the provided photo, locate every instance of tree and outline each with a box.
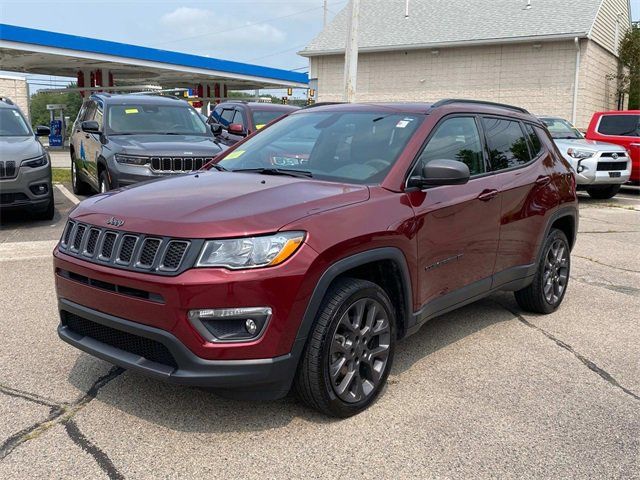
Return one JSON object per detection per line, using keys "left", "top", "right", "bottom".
{"left": 617, "top": 22, "right": 640, "bottom": 109}
{"left": 29, "top": 83, "right": 83, "bottom": 134}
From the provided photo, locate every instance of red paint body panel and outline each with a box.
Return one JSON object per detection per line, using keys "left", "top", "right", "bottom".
{"left": 585, "top": 111, "right": 640, "bottom": 183}
{"left": 54, "top": 101, "right": 578, "bottom": 367}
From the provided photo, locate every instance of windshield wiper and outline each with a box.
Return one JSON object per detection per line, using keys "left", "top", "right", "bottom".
{"left": 234, "top": 167, "right": 313, "bottom": 178}
{"left": 208, "top": 163, "right": 228, "bottom": 172}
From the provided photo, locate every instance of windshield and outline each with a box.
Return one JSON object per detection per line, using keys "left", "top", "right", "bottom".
{"left": 252, "top": 110, "right": 289, "bottom": 130}
{"left": 106, "top": 104, "right": 208, "bottom": 135}
{"left": 217, "top": 111, "right": 423, "bottom": 184}
{"left": 540, "top": 117, "right": 583, "bottom": 140}
{"left": 0, "top": 108, "right": 31, "bottom": 137}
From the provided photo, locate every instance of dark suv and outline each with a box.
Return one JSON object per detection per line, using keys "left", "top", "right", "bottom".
{"left": 70, "top": 94, "right": 225, "bottom": 194}
{"left": 55, "top": 100, "right": 577, "bottom": 417}
{"left": 208, "top": 101, "right": 298, "bottom": 146}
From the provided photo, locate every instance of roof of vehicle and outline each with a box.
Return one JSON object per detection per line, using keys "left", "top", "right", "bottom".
{"left": 0, "top": 97, "right": 18, "bottom": 109}
{"left": 592, "top": 110, "right": 640, "bottom": 115}
{"left": 292, "top": 100, "right": 541, "bottom": 123}
{"left": 218, "top": 101, "right": 299, "bottom": 112}
{"left": 90, "top": 93, "right": 191, "bottom": 106}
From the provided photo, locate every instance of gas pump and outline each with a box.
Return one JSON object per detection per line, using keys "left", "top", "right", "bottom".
{"left": 46, "top": 104, "right": 66, "bottom": 148}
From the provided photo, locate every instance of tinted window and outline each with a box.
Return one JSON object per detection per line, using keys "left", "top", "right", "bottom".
{"left": 83, "top": 102, "right": 97, "bottom": 122}
{"left": 218, "top": 111, "right": 423, "bottom": 185}
{"left": 253, "top": 110, "right": 287, "bottom": 129}
{"left": 232, "top": 110, "right": 245, "bottom": 127}
{"left": 220, "top": 109, "right": 235, "bottom": 126}
{"left": 483, "top": 118, "right": 531, "bottom": 171}
{"left": 416, "top": 117, "right": 484, "bottom": 175}
{"left": 597, "top": 115, "right": 640, "bottom": 137}
{"left": 524, "top": 124, "right": 543, "bottom": 158}
{"left": 210, "top": 106, "right": 224, "bottom": 124}
{"left": 0, "top": 108, "right": 31, "bottom": 136}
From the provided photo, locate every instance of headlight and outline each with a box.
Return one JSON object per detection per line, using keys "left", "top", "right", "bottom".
{"left": 115, "top": 154, "right": 150, "bottom": 166}
{"left": 196, "top": 231, "right": 305, "bottom": 269}
{"left": 567, "top": 148, "right": 595, "bottom": 159}
{"left": 21, "top": 154, "right": 48, "bottom": 168}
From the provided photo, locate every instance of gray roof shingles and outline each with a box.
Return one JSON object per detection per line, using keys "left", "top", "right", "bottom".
{"left": 301, "top": 0, "right": 603, "bottom": 55}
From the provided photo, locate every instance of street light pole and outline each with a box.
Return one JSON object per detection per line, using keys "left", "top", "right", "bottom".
{"left": 323, "top": 0, "right": 328, "bottom": 27}
{"left": 343, "top": 0, "right": 360, "bottom": 102}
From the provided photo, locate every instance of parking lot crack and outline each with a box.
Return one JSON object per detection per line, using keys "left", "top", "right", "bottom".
{"left": 499, "top": 303, "right": 640, "bottom": 403}
{"left": 0, "top": 384, "right": 60, "bottom": 409}
{"left": 573, "top": 255, "right": 640, "bottom": 274}
{"left": 65, "top": 419, "right": 124, "bottom": 480}
{"left": 0, "top": 367, "right": 124, "bottom": 462}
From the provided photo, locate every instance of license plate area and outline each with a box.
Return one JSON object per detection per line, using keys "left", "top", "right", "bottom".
{"left": 609, "top": 172, "right": 621, "bottom": 178}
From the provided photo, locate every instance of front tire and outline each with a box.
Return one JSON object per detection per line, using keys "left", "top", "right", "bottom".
{"left": 32, "top": 192, "right": 55, "bottom": 221}
{"left": 294, "top": 278, "right": 396, "bottom": 418}
{"left": 514, "top": 229, "right": 570, "bottom": 314}
{"left": 71, "top": 156, "right": 90, "bottom": 195}
{"left": 586, "top": 184, "right": 620, "bottom": 199}
{"left": 99, "top": 171, "right": 110, "bottom": 193}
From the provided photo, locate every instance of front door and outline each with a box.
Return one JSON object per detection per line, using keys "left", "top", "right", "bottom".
{"left": 407, "top": 115, "right": 501, "bottom": 317}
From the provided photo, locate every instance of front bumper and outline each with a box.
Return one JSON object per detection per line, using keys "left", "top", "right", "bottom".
{"left": 0, "top": 163, "right": 52, "bottom": 209}
{"left": 566, "top": 155, "right": 631, "bottom": 186}
{"left": 58, "top": 298, "right": 301, "bottom": 398}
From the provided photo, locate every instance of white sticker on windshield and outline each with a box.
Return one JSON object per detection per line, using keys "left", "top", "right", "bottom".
{"left": 396, "top": 120, "right": 410, "bottom": 128}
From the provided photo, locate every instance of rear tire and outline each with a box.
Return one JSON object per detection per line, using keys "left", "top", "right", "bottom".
{"left": 586, "top": 184, "right": 620, "bottom": 199}
{"left": 514, "top": 229, "right": 570, "bottom": 314}
{"left": 71, "top": 155, "right": 90, "bottom": 195}
{"left": 294, "top": 278, "right": 396, "bottom": 418}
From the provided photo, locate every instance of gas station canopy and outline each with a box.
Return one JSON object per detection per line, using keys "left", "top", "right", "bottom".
{"left": 0, "top": 23, "right": 308, "bottom": 92}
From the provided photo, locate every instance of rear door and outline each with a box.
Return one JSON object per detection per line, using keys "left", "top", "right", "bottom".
{"left": 408, "top": 115, "right": 501, "bottom": 316}
{"left": 77, "top": 100, "right": 101, "bottom": 190}
{"left": 482, "top": 117, "right": 559, "bottom": 285}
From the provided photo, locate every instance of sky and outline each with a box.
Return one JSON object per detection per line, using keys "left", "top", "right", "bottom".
{"left": 0, "top": 0, "right": 638, "bottom": 92}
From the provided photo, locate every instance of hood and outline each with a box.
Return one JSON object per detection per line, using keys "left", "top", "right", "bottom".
{"left": 108, "top": 134, "right": 225, "bottom": 156}
{"left": 71, "top": 172, "right": 370, "bottom": 238}
{"left": 553, "top": 138, "right": 627, "bottom": 153}
{"left": 0, "top": 136, "right": 44, "bottom": 162}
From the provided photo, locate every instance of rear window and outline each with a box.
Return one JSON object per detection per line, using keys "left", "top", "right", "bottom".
{"left": 482, "top": 118, "right": 531, "bottom": 171}
{"left": 252, "top": 110, "right": 287, "bottom": 130}
{"left": 597, "top": 115, "right": 640, "bottom": 137}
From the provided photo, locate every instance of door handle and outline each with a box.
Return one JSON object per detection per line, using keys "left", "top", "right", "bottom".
{"left": 535, "top": 175, "right": 551, "bottom": 186}
{"left": 478, "top": 189, "right": 498, "bottom": 201}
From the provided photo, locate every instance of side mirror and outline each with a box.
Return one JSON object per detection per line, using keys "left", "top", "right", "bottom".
{"left": 228, "top": 123, "right": 246, "bottom": 136}
{"left": 35, "top": 125, "right": 50, "bottom": 137}
{"left": 81, "top": 120, "right": 100, "bottom": 134}
{"left": 413, "top": 159, "right": 470, "bottom": 188}
{"left": 210, "top": 123, "right": 223, "bottom": 135}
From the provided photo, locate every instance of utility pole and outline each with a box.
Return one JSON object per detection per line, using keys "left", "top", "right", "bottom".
{"left": 343, "top": 0, "right": 360, "bottom": 102}
{"left": 323, "top": 0, "right": 328, "bottom": 27}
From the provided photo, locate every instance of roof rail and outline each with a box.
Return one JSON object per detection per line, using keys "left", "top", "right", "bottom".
{"left": 0, "top": 97, "right": 14, "bottom": 105}
{"left": 430, "top": 99, "right": 529, "bottom": 114}
{"left": 301, "top": 101, "right": 345, "bottom": 110}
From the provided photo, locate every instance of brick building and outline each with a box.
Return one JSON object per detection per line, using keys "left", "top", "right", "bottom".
{"left": 0, "top": 74, "right": 29, "bottom": 121}
{"left": 300, "top": 0, "right": 632, "bottom": 128}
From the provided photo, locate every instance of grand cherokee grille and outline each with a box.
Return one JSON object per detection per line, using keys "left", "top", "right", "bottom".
{"left": 150, "top": 157, "right": 213, "bottom": 173}
{"left": 0, "top": 161, "right": 17, "bottom": 179}
{"left": 59, "top": 220, "right": 202, "bottom": 276}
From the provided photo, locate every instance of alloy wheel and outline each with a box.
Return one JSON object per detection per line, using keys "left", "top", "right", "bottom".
{"left": 329, "top": 298, "right": 391, "bottom": 403}
{"left": 543, "top": 239, "right": 569, "bottom": 305}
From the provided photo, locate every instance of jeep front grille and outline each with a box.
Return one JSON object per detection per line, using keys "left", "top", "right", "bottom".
{"left": 58, "top": 220, "right": 199, "bottom": 276}
{"left": 0, "top": 160, "right": 17, "bottom": 179}
{"left": 150, "top": 157, "right": 212, "bottom": 173}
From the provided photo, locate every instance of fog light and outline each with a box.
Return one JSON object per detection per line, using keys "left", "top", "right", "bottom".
{"left": 29, "top": 183, "right": 48, "bottom": 195}
{"left": 188, "top": 307, "right": 272, "bottom": 343}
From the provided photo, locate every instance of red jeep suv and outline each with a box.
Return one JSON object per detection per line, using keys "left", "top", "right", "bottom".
{"left": 54, "top": 100, "right": 578, "bottom": 417}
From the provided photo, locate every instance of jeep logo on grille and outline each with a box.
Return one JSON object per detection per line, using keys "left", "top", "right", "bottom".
{"left": 106, "top": 216, "right": 125, "bottom": 227}
{"left": 611, "top": 153, "right": 619, "bottom": 160}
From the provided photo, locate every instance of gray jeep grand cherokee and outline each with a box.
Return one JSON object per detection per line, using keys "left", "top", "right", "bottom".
{"left": 0, "top": 97, "right": 53, "bottom": 220}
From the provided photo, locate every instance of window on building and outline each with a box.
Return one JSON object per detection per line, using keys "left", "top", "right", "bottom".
{"left": 482, "top": 118, "right": 531, "bottom": 171}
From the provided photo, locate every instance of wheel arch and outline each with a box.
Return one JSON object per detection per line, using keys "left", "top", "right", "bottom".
{"left": 295, "top": 248, "right": 414, "bottom": 349}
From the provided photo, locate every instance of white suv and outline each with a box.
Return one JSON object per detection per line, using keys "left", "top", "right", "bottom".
{"left": 539, "top": 116, "right": 630, "bottom": 199}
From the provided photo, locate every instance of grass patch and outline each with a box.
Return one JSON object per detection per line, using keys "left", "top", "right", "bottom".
{"left": 52, "top": 168, "right": 71, "bottom": 184}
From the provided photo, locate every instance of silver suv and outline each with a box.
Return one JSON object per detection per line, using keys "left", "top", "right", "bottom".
{"left": 0, "top": 98, "right": 53, "bottom": 220}
{"left": 540, "top": 116, "right": 630, "bottom": 199}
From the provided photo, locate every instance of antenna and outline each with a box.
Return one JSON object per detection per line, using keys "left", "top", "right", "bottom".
{"left": 405, "top": 0, "right": 410, "bottom": 17}
{"left": 525, "top": 0, "right": 532, "bottom": 10}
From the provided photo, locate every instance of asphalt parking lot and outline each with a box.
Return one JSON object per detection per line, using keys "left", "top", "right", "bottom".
{"left": 0, "top": 185, "right": 638, "bottom": 479}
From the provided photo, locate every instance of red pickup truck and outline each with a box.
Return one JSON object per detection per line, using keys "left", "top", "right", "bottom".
{"left": 585, "top": 111, "right": 640, "bottom": 184}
